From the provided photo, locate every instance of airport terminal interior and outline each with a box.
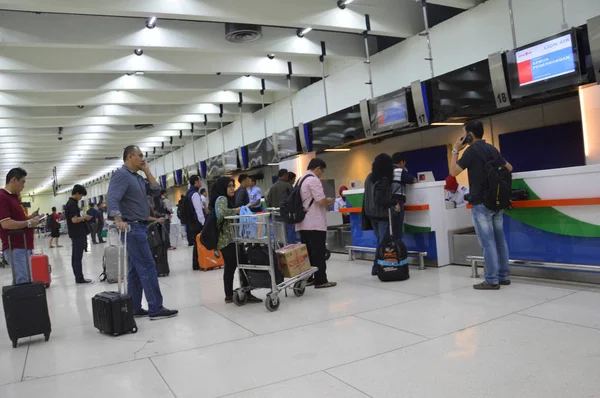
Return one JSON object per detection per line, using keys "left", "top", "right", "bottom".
{"left": 2, "top": 0, "right": 600, "bottom": 397}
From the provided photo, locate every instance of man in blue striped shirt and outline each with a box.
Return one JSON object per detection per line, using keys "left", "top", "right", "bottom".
{"left": 107, "top": 145, "right": 178, "bottom": 320}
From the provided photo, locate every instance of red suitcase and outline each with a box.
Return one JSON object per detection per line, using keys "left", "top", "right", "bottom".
{"left": 31, "top": 254, "right": 51, "bottom": 288}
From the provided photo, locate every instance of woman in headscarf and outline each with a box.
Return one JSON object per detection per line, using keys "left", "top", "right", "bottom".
{"left": 362, "top": 154, "right": 400, "bottom": 275}
{"left": 210, "top": 177, "right": 262, "bottom": 304}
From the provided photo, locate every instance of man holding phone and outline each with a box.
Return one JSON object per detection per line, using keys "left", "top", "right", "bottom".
{"left": 450, "top": 120, "right": 513, "bottom": 291}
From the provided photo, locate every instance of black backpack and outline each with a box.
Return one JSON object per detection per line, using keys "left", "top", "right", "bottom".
{"left": 376, "top": 235, "right": 409, "bottom": 282}
{"left": 475, "top": 145, "right": 512, "bottom": 211}
{"left": 280, "top": 175, "right": 314, "bottom": 224}
{"left": 177, "top": 190, "right": 197, "bottom": 225}
{"left": 200, "top": 197, "right": 225, "bottom": 251}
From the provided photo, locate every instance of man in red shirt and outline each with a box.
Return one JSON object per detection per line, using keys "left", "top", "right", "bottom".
{"left": 48, "top": 206, "right": 62, "bottom": 248}
{"left": 0, "top": 168, "right": 40, "bottom": 284}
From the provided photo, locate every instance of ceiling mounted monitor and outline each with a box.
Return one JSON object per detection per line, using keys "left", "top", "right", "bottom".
{"left": 205, "top": 155, "right": 224, "bottom": 180}
{"left": 309, "top": 104, "right": 366, "bottom": 153}
{"left": 274, "top": 128, "right": 301, "bottom": 160}
{"left": 246, "top": 137, "right": 277, "bottom": 169}
{"left": 369, "top": 88, "right": 412, "bottom": 135}
{"left": 506, "top": 29, "right": 585, "bottom": 99}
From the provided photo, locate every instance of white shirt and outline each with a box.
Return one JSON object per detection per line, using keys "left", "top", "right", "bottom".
{"left": 200, "top": 195, "right": 208, "bottom": 211}
{"left": 334, "top": 196, "right": 346, "bottom": 212}
{"left": 191, "top": 192, "right": 206, "bottom": 225}
{"left": 445, "top": 185, "right": 469, "bottom": 207}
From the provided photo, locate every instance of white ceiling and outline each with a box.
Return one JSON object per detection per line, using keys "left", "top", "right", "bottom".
{"left": 0, "top": 0, "right": 478, "bottom": 197}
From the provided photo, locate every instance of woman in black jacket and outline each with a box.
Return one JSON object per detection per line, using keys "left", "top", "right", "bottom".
{"left": 362, "top": 153, "right": 400, "bottom": 275}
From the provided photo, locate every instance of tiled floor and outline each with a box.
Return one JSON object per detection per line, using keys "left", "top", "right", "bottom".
{"left": 1, "top": 236, "right": 600, "bottom": 397}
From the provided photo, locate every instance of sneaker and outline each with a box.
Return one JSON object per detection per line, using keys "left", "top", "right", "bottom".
{"left": 473, "top": 281, "right": 500, "bottom": 290}
{"left": 246, "top": 294, "right": 263, "bottom": 304}
{"left": 168, "top": 246, "right": 177, "bottom": 251}
{"left": 76, "top": 278, "right": 93, "bottom": 284}
{"left": 499, "top": 280, "right": 511, "bottom": 286}
{"left": 225, "top": 296, "right": 233, "bottom": 304}
{"left": 150, "top": 308, "right": 179, "bottom": 320}
{"left": 134, "top": 309, "right": 149, "bottom": 317}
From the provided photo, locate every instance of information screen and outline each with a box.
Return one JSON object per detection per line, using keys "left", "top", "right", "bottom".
{"left": 376, "top": 98, "right": 408, "bottom": 130}
{"left": 516, "top": 34, "right": 576, "bottom": 86}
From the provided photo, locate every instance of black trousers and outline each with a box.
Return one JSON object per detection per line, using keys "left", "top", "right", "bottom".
{"left": 97, "top": 223, "right": 105, "bottom": 243}
{"left": 221, "top": 243, "right": 249, "bottom": 298}
{"left": 163, "top": 219, "right": 172, "bottom": 247}
{"left": 71, "top": 235, "right": 86, "bottom": 282}
{"left": 300, "top": 230, "right": 328, "bottom": 285}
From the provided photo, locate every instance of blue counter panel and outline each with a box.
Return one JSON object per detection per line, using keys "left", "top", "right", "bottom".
{"left": 504, "top": 215, "right": 600, "bottom": 265}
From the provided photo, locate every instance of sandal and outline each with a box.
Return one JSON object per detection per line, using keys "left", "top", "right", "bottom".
{"left": 49, "top": 246, "right": 55, "bottom": 248}
{"left": 315, "top": 282, "right": 337, "bottom": 289}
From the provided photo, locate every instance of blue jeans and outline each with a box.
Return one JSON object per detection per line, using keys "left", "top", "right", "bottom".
{"left": 371, "top": 218, "right": 390, "bottom": 268}
{"left": 126, "top": 223, "right": 164, "bottom": 316}
{"left": 286, "top": 223, "right": 299, "bottom": 245}
{"left": 472, "top": 204, "right": 510, "bottom": 285}
{"left": 71, "top": 235, "right": 86, "bottom": 282}
{"left": 5, "top": 249, "right": 31, "bottom": 285}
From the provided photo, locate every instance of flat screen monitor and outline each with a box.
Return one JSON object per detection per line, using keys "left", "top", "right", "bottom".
{"left": 223, "top": 149, "right": 239, "bottom": 172}
{"left": 274, "top": 128, "right": 300, "bottom": 160}
{"left": 205, "top": 155, "right": 224, "bottom": 180}
{"left": 429, "top": 60, "right": 497, "bottom": 123}
{"left": 369, "top": 89, "right": 410, "bottom": 134}
{"left": 309, "top": 104, "right": 365, "bottom": 153}
{"left": 246, "top": 137, "right": 277, "bottom": 168}
{"left": 506, "top": 29, "right": 582, "bottom": 99}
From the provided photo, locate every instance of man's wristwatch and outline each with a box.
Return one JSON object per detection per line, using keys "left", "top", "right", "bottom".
{"left": 452, "top": 149, "right": 459, "bottom": 155}
{"left": 26, "top": 220, "right": 32, "bottom": 228}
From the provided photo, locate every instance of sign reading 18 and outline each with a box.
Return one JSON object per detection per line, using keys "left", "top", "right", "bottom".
{"left": 497, "top": 93, "right": 509, "bottom": 104}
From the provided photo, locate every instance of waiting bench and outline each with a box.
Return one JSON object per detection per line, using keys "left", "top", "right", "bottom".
{"left": 346, "top": 246, "right": 428, "bottom": 270}
{"left": 466, "top": 255, "right": 600, "bottom": 278}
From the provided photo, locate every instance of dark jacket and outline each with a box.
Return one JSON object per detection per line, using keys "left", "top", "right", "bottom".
{"left": 362, "top": 174, "right": 398, "bottom": 229}
{"left": 234, "top": 187, "right": 250, "bottom": 208}
{"left": 266, "top": 179, "right": 293, "bottom": 208}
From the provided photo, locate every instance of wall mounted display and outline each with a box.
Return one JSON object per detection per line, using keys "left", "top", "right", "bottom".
{"left": 246, "top": 137, "right": 277, "bottom": 168}
{"left": 308, "top": 104, "right": 366, "bottom": 153}
{"left": 205, "top": 155, "right": 224, "bottom": 180}
{"left": 222, "top": 149, "right": 239, "bottom": 173}
{"left": 369, "top": 88, "right": 411, "bottom": 134}
{"left": 274, "top": 128, "right": 301, "bottom": 160}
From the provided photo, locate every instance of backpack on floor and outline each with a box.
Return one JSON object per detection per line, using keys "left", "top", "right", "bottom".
{"left": 280, "top": 175, "right": 314, "bottom": 224}
{"left": 376, "top": 236, "right": 409, "bottom": 282}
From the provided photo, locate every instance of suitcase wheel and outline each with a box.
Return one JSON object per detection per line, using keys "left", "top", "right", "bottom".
{"left": 44, "top": 332, "right": 50, "bottom": 342}
{"left": 324, "top": 249, "right": 331, "bottom": 261}
{"left": 12, "top": 339, "right": 17, "bottom": 348}
{"left": 45, "top": 283, "right": 50, "bottom": 289}
{"left": 131, "top": 326, "right": 138, "bottom": 334}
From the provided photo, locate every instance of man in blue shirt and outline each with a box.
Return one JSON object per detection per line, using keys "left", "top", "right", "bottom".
{"left": 107, "top": 145, "right": 178, "bottom": 320}
{"left": 248, "top": 176, "right": 263, "bottom": 213}
{"left": 391, "top": 153, "right": 418, "bottom": 240}
{"left": 86, "top": 203, "right": 100, "bottom": 244}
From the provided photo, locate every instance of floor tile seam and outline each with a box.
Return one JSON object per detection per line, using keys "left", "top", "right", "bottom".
{"left": 202, "top": 305, "right": 259, "bottom": 336}
{"left": 145, "top": 334, "right": 258, "bottom": 360}
{"left": 337, "top": 279, "right": 430, "bottom": 297}
{"left": 149, "top": 357, "right": 178, "bottom": 398}
{"left": 214, "top": 370, "right": 324, "bottom": 398}
{"left": 353, "top": 314, "right": 431, "bottom": 340}
{"left": 20, "top": 338, "right": 31, "bottom": 382}
{"left": 514, "top": 312, "right": 600, "bottom": 333}
{"left": 324, "top": 370, "right": 375, "bottom": 398}
{"left": 504, "top": 289, "right": 579, "bottom": 315}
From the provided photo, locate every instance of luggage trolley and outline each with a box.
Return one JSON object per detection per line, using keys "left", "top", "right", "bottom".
{"left": 226, "top": 210, "right": 317, "bottom": 312}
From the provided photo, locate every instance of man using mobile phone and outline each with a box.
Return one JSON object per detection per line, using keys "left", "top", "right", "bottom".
{"left": 65, "top": 185, "right": 94, "bottom": 284}
{"left": 107, "top": 146, "right": 178, "bottom": 320}
{"left": 0, "top": 168, "right": 40, "bottom": 284}
{"left": 450, "top": 120, "right": 513, "bottom": 291}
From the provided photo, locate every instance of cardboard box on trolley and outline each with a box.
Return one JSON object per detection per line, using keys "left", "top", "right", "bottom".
{"left": 276, "top": 244, "right": 312, "bottom": 278}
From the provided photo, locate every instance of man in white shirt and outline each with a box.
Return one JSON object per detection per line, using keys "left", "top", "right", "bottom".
{"left": 444, "top": 175, "right": 470, "bottom": 207}
{"left": 200, "top": 188, "right": 209, "bottom": 216}
{"left": 186, "top": 175, "right": 206, "bottom": 270}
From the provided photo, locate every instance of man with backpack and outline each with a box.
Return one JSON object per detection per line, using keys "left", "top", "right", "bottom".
{"left": 179, "top": 175, "right": 205, "bottom": 247}
{"left": 157, "top": 189, "right": 175, "bottom": 250}
{"left": 451, "top": 120, "right": 513, "bottom": 290}
{"left": 283, "top": 158, "right": 336, "bottom": 289}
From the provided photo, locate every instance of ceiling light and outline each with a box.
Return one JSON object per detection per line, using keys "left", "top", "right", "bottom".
{"left": 126, "top": 72, "right": 134, "bottom": 76}
{"left": 431, "top": 122, "right": 464, "bottom": 126}
{"left": 134, "top": 48, "right": 144, "bottom": 56}
{"left": 324, "top": 148, "right": 351, "bottom": 152}
{"left": 267, "top": 163, "right": 279, "bottom": 166}
{"left": 146, "top": 17, "right": 157, "bottom": 29}
{"left": 244, "top": 75, "right": 250, "bottom": 77}
{"left": 135, "top": 71, "right": 145, "bottom": 76}
{"left": 267, "top": 54, "right": 275, "bottom": 60}
{"left": 296, "top": 27, "right": 313, "bottom": 38}
{"left": 337, "top": 0, "right": 354, "bottom": 9}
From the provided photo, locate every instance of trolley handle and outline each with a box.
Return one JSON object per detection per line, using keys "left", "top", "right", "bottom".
{"left": 107, "top": 224, "right": 130, "bottom": 295}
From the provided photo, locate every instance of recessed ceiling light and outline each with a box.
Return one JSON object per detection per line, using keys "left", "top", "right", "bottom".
{"left": 134, "top": 48, "right": 144, "bottom": 56}
{"left": 146, "top": 16, "right": 157, "bottom": 29}
{"left": 267, "top": 54, "right": 275, "bottom": 59}
{"left": 324, "top": 148, "right": 351, "bottom": 152}
{"left": 135, "top": 71, "right": 145, "bottom": 76}
{"left": 244, "top": 75, "right": 250, "bottom": 77}
{"left": 77, "top": 105, "right": 84, "bottom": 109}
{"left": 296, "top": 27, "right": 313, "bottom": 38}
{"left": 125, "top": 72, "right": 134, "bottom": 76}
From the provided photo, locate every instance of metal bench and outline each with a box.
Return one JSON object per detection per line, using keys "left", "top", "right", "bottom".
{"left": 467, "top": 255, "right": 600, "bottom": 278}
{"left": 346, "top": 246, "right": 428, "bottom": 270}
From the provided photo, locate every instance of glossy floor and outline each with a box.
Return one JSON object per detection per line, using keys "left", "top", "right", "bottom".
{"left": 1, "top": 236, "right": 600, "bottom": 397}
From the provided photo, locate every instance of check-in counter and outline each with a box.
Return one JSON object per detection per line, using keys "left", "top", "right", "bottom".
{"left": 502, "top": 165, "right": 600, "bottom": 266}
{"left": 342, "top": 182, "right": 473, "bottom": 266}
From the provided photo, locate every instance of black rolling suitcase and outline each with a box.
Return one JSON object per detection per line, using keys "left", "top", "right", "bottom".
{"left": 148, "top": 222, "right": 170, "bottom": 277}
{"left": 92, "top": 227, "right": 138, "bottom": 336}
{"left": 2, "top": 230, "right": 51, "bottom": 348}
{"left": 376, "top": 209, "right": 410, "bottom": 282}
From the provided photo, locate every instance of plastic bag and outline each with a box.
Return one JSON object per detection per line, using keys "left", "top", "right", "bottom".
{"left": 239, "top": 206, "right": 258, "bottom": 239}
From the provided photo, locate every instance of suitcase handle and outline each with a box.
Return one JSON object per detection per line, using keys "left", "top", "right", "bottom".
{"left": 6, "top": 229, "right": 33, "bottom": 285}
{"left": 108, "top": 224, "right": 129, "bottom": 295}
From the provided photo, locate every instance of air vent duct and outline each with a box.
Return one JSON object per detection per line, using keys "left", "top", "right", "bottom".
{"left": 225, "top": 23, "right": 263, "bottom": 43}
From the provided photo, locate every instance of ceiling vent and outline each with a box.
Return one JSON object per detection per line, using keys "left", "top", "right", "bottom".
{"left": 134, "top": 124, "right": 154, "bottom": 130}
{"left": 225, "top": 23, "right": 263, "bottom": 43}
